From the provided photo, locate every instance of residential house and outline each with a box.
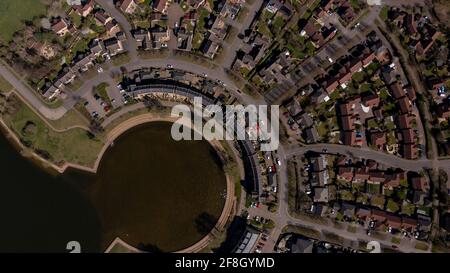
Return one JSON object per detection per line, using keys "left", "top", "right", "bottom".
{"left": 342, "top": 202, "right": 356, "bottom": 220}
{"left": 369, "top": 130, "right": 386, "bottom": 150}
{"left": 153, "top": 0, "right": 168, "bottom": 14}
{"left": 94, "top": 10, "right": 113, "bottom": 26}
{"left": 89, "top": 40, "right": 106, "bottom": 57}
{"left": 313, "top": 187, "right": 329, "bottom": 203}
{"left": 411, "top": 176, "right": 429, "bottom": 192}
{"left": 290, "top": 237, "right": 314, "bottom": 253}
{"left": 52, "top": 18, "right": 70, "bottom": 36}
{"left": 72, "top": 53, "right": 95, "bottom": 72}
{"left": 355, "top": 207, "right": 371, "bottom": 221}
{"left": 337, "top": 166, "right": 353, "bottom": 182}
{"left": 119, "top": 0, "right": 138, "bottom": 14}
{"left": 362, "top": 93, "right": 380, "bottom": 108}
{"left": 40, "top": 82, "right": 60, "bottom": 100}
{"left": 304, "top": 127, "right": 321, "bottom": 144}
{"left": 71, "top": 0, "right": 95, "bottom": 17}
{"left": 133, "top": 29, "right": 152, "bottom": 50}
{"left": 104, "top": 37, "right": 124, "bottom": 56}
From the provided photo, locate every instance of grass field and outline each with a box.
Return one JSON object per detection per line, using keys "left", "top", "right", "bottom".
{"left": 94, "top": 82, "right": 111, "bottom": 105}
{"left": 0, "top": 0, "right": 47, "bottom": 43}
{"left": 47, "top": 109, "right": 90, "bottom": 130}
{"left": 2, "top": 95, "right": 104, "bottom": 167}
{"left": 0, "top": 75, "right": 13, "bottom": 93}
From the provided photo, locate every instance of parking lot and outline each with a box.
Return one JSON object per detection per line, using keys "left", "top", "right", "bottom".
{"left": 82, "top": 83, "right": 130, "bottom": 120}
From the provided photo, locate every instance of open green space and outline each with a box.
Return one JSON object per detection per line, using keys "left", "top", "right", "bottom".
{"left": 0, "top": 0, "right": 47, "bottom": 43}
{"left": 2, "top": 95, "right": 103, "bottom": 167}
{"left": 94, "top": 83, "right": 111, "bottom": 105}
{"left": 47, "top": 109, "right": 90, "bottom": 130}
{"left": 0, "top": 75, "right": 13, "bottom": 93}
{"left": 391, "top": 237, "right": 401, "bottom": 244}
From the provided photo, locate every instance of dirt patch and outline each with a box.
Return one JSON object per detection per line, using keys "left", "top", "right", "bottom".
{"left": 433, "top": 1, "right": 450, "bottom": 26}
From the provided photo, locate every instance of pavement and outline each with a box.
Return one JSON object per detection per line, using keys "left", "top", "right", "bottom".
{"left": 0, "top": 63, "right": 69, "bottom": 120}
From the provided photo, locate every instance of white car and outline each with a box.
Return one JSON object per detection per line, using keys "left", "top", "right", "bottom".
{"left": 276, "top": 158, "right": 281, "bottom": 166}
{"left": 97, "top": 67, "right": 104, "bottom": 73}
{"left": 166, "top": 64, "right": 173, "bottom": 69}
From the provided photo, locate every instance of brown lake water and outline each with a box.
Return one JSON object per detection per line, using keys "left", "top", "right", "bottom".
{"left": 0, "top": 121, "right": 226, "bottom": 252}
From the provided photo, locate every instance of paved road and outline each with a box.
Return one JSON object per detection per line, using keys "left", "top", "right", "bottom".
{"left": 376, "top": 16, "right": 439, "bottom": 162}
{"left": 0, "top": 64, "right": 69, "bottom": 120}
{"left": 95, "top": 0, "right": 138, "bottom": 59}
{"left": 221, "top": 0, "right": 264, "bottom": 69}
{"left": 378, "top": 0, "right": 432, "bottom": 7}
{"left": 245, "top": 140, "right": 437, "bottom": 253}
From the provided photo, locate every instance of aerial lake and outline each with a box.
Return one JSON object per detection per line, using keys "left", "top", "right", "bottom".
{"left": 0, "top": 121, "right": 226, "bottom": 252}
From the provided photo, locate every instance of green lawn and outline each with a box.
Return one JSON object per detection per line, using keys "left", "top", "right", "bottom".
{"left": 2, "top": 95, "right": 104, "bottom": 167}
{"left": 94, "top": 82, "right": 111, "bottom": 105}
{"left": 285, "top": 225, "right": 321, "bottom": 240}
{"left": 386, "top": 199, "right": 399, "bottom": 212}
{"left": 0, "top": 75, "right": 13, "bottom": 93}
{"left": 370, "top": 195, "right": 385, "bottom": 209}
{"left": 415, "top": 242, "right": 429, "bottom": 251}
{"left": 272, "top": 16, "right": 285, "bottom": 33}
{"left": 401, "top": 203, "right": 416, "bottom": 216}
{"left": 366, "top": 183, "right": 381, "bottom": 194}
{"left": 111, "top": 53, "right": 131, "bottom": 66}
{"left": 47, "top": 109, "right": 89, "bottom": 130}
{"left": 391, "top": 237, "right": 401, "bottom": 244}
{"left": 379, "top": 6, "right": 389, "bottom": 21}
{"left": 347, "top": 225, "right": 357, "bottom": 233}
{"left": 0, "top": 0, "right": 47, "bottom": 43}
{"left": 339, "top": 190, "right": 355, "bottom": 201}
